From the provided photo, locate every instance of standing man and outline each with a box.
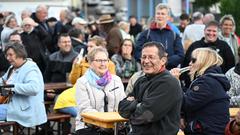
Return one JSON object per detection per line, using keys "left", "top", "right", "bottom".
{"left": 181, "top": 11, "right": 205, "bottom": 47}
{"left": 119, "top": 42, "right": 183, "bottom": 135}
{"left": 135, "top": 3, "right": 184, "bottom": 70}
{"left": 129, "top": 16, "right": 142, "bottom": 38}
{"left": 31, "top": 4, "right": 55, "bottom": 53}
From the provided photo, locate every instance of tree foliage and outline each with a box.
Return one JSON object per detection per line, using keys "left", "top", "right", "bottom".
{"left": 193, "top": 0, "right": 221, "bottom": 9}
{"left": 220, "top": 0, "right": 240, "bottom": 35}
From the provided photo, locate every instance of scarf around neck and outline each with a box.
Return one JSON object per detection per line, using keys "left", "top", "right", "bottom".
{"left": 85, "top": 68, "right": 112, "bottom": 89}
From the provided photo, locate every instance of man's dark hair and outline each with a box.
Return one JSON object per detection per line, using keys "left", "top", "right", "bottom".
{"left": 58, "top": 33, "right": 70, "bottom": 42}
{"left": 205, "top": 20, "right": 219, "bottom": 30}
{"left": 142, "top": 41, "right": 167, "bottom": 58}
{"left": 9, "top": 31, "right": 21, "bottom": 38}
{"left": 129, "top": 15, "right": 137, "bottom": 20}
{"left": 180, "top": 13, "right": 190, "bottom": 21}
{"left": 68, "top": 28, "right": 84, "bottom": 38}
{"left": 4, "top": 42, "right": 28, "bottom": 59}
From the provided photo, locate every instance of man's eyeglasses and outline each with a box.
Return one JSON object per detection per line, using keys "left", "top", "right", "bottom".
{"left": 141, "top": 55, "right": 159, "bottom": 61}
{"left": 190, "top": 57, "right": 197, "bottom": 63}
{"left": 93, "top": 59, "right": 109, "bottom": 63}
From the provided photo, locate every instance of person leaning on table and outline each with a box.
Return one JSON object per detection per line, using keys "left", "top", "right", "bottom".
{"left": 119, "top": 41, "right": 183, "bottom": 135}
{"left": 74, "top": 47, "right": 126, "bottom": 134}
{"left": 171, "top": 48, "right": 230, "bottom": 134}
{"left": 0, "top": 43, "right": 47, "bottom": 127}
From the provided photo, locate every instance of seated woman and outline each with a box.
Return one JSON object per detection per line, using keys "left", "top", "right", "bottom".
{"left": 226, "top": 47, "right": 240, "bottom": 107}
{"left": 171, "top": 48, "right": 230, "bottom": 134}
{"left": 75, "top": 47, "right": 126, "bottom": 134}
{"left": 0, "top": 43, "right": 47, "bottom": 127}
{"left": 53, "top": 86, "right": 77, "bottom": 117}
{"left": 69, "top": 36, "right": 116, "bottom": 85}
{"left": 111, "top": 39, "right": 141, "bottom": 79}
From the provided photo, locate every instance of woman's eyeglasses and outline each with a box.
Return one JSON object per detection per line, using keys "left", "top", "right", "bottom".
{"left": 190, "top": 57, "right": 197, "bottom": 63}
{"left": 93, "top": 59, "right": 109, "bottom": 63}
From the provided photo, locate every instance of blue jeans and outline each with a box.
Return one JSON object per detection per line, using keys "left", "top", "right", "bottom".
{"left": 0, "top": 104, "right": 8, "bottom": 120}
{"left": 58, "top": 107, "right": 77, "bottom": 117}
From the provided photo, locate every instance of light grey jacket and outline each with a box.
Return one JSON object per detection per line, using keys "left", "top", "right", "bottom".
{"left": 75, "top": 74, "right": 126, "bottom": 130}
{"left": 219, "top": 32, "right": 239, "bottom": 64}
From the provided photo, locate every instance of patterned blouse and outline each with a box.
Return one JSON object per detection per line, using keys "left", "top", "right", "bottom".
{"left": 111, "top": 54, "right": 141, "bottom": 79}
{"left": 226, "top": 67, "right": 240, "bottom": 106}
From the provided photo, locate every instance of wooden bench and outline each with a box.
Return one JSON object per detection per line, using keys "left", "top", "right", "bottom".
{"left": 0, "top": 121, "right": 18, "bottom": 135}
{"left": 47, "top": 113, "right": 71, "bottom": 135}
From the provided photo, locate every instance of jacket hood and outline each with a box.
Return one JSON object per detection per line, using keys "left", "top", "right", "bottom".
{"left": 204, "top": 66, "right": 231, "bottom": 91}
{"left": 150, "top": 21, "right": 172, "bottom": 30}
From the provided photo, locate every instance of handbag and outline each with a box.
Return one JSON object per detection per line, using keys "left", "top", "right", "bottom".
{"left": 0, "top": 68, "right": 14, "bottom": 104}
{"left": 0, "top": 95, "right": 10, "bottom": 104}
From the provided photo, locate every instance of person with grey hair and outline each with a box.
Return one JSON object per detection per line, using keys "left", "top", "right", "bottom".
{"left": 119, "top": 41, "right": 182, "bottom": 135}
{"left": 135, "top": 3, "right": 184, "bottom": 70}
{"left": 203, "top": 13, "right": 215, "bottom": 24}
{"left": 75, "top": 47, "right": 125, "bottom": 134}
{"left": 182, "top": 11, "right": 205, "bottom": 50}
{"left": 31, "top": 4, "right": 55, "bottom": 53}
{"left": 219, "top": 14, "right": 239, "bottom": 64}
{"left": 0, "top": 43, "right": 47, "bottom": 127}
{"left": 21, "top": 9, "right": 32, "bottom": 21}
{"left": 20, "top": 17, "right": 47, "bottom": 73}
{"left": 1, "top": 15, "right": 20, "bottom": 50}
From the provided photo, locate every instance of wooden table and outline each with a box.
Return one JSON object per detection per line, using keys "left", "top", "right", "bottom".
{"left": 230, "top": 108, "right": 239, "bottom": 117}
{"left": 81, "top": 112, "right": 128, "bottom": 135}
{"left": 177, "top": 130, "right": 185, "bottom": 135}
{"left": 44, "top": 82, "right": 72, "bottom": 92}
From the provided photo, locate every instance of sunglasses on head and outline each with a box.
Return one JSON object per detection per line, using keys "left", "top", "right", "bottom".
{"left": 190, "top": 57, "right": 197, "bottom": 63}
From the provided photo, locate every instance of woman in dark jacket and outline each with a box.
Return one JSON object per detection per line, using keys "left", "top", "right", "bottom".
{"left": 171, "top": 47, "right": 230, "bottom": 134}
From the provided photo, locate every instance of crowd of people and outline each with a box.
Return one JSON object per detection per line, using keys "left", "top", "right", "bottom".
{"left": 0, "top": 2, "right": 239, "bottom": 135}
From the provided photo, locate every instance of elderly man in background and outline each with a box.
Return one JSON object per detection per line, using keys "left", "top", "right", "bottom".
{"left": 21, "top": 17, "right": 47, "bottom": 73}
{"left": 31, "top": 4, "right": 55, "bottom": 53}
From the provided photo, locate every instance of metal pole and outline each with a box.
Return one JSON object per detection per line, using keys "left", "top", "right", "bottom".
{"left": 84, "top": 1, "right": 88, "bottom": 20}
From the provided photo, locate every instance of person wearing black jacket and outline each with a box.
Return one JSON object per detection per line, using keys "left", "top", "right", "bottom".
{"left": 21, "top": 17, "right": 47, "bottom": 73}
{"left": 118, "top": 41, "right": 183, "bottom": 135}
{"left": 181, "top": 21, "right": 235, "bottom": 88}
{"left": 171, "top": 48, "right": 230, "bottom": 134}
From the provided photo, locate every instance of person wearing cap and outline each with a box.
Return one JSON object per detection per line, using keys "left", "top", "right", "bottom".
{"left": 98, "top": 14, "right": 123, "bottom": 58}
{"left": 72, "top": 17, "right": 87, "bottom": 30}
{"left": 72, "top": 17, "right": 89, "bottom": 43}
{"left": 20, "top": 17, "right": 47, "bottom": 73}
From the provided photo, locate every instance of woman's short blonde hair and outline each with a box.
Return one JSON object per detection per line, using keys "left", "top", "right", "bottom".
{"left": 190, "top": 48, "right": 223, "bottom": 80}
{"left": 88, "top": 36, "right": 107, "bottom": 48}
{"left": 87, "top": 47, "right": 109, "bottom": 63}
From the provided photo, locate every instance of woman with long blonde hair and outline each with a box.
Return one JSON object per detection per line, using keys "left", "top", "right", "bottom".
{"left": 171, "top": 47, "right": 230, "bottom": 134}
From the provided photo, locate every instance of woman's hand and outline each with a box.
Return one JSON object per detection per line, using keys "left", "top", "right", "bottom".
{"left": 127, "top": 96, "right": 135, "bottom": 101}
{"left": 179, "top": 118, "right": 186, "bottom": 130}
{"left": 170, "top": 68, "right": 181, "bottom": 80}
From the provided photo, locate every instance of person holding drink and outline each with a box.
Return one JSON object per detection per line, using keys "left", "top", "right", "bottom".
{"left": 171, "top": 47, "right": 230, "bottom": 134}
